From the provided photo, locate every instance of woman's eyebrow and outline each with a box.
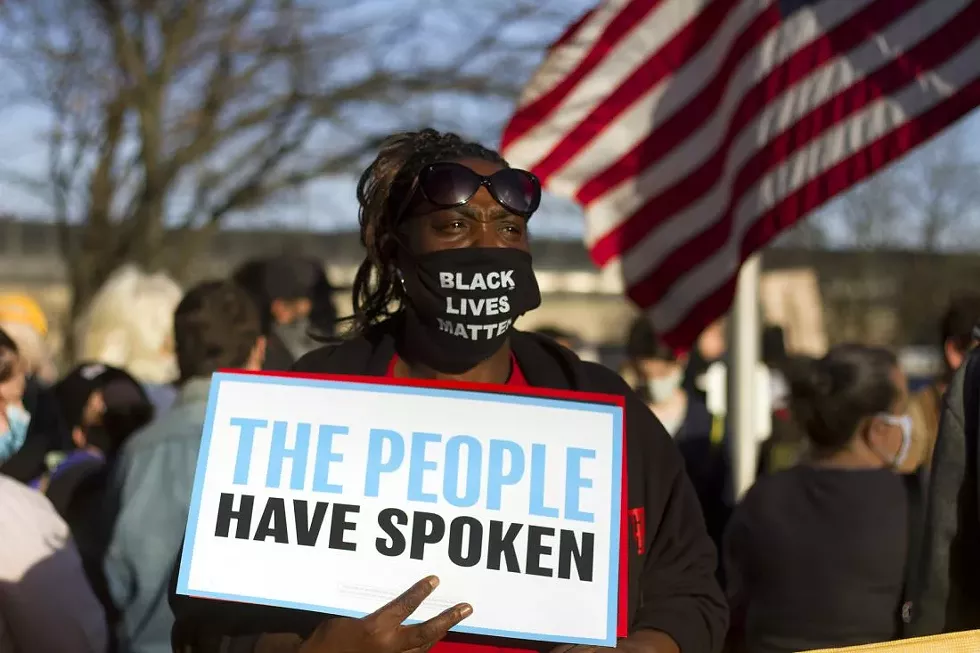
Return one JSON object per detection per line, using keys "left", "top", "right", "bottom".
{"left": 451, "top": 204, "right": 514, "bottom": 221}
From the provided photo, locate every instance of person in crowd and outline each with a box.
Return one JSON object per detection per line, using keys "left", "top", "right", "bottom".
{"left": 0, "top": 330, "right": 108, "bottom": 653}
{"left": 683, "top": 318, "right": 726, "bottom": 403}
{"left": 104, "top": 281, "right": 266, "bottom": 653}
{"left": 626, "top": 317, "right": 715, "bottom": 441}
{"left": 304, "top": 257, "right": 339, "bottom": 342}
{"left": 755, "top": 355, "right": 813, "bottom": 478}
{"left": 724, "top": 345, "right": 915, "bottom": 653}
{"left": 75, "top": 264, "right": 183, "bottom": 414}
{"left": 0, "top": 326, "right": 67, "bottom": 484}
{"left": 905, "top": 293, "right": 980, "bottom": 475}
{"left": 755, "top": 327, "right": 808, "bottom": 478}
{"left": 40, "top": 364, "right": 154, "bottom": 508}
{"left": 44, "top": 362, "right": 155, "bottom": 638}
{"left": 0, "top": 328, "right": 31, "bottom": 468}
{"left": 624, "top": 316, "right": 730, "bottom": 557}
{"left": 0, "top": 473, "right": 109, "bottom": 653}
{"left": 168, "top": 129, "right": 728, "bottom": 653}
{"left": 906, "top": 322, "right": 980, "bottom": 636}
{"left": 232, "top": 255, "right": 335, "bottom": 370}
{"left": 0, "top": 292, "right": 58, "bottom": 385}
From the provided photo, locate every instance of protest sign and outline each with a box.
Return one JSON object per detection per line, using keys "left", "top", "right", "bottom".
{"left": 176, "top": 370, "right": 625, "bottom": 646}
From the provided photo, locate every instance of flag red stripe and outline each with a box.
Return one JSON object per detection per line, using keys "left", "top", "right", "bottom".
{"left": 626, "top": 0, "right": 980, "bottom": 308}
{"left": 500, "top": 0, "right": 662, "bottom": 151}
{"left": 574, "top": 3, "right": 780, "bottom": 205}
{"left": 588, "top": 0, "right": 929, "bottom": 267}
{"left": 531, "top": 0, "right": 740, "bottom": 184}
{"left": 655, "top": 73, "right": 980, "bottom": 348}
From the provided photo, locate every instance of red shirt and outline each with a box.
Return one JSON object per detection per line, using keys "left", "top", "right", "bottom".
{"left": 386, "top": 355, "right": 531, "bottom": 653}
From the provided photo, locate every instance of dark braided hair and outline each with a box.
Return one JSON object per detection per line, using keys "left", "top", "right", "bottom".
{"left": 789, "top": 344, "right": 899, "bottom": 452}
{"left": 347, "top": 128, "right": 507, "bottom": 334}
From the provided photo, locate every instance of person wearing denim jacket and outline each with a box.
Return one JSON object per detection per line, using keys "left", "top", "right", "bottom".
{"left": 103, "top": 281, "right": 266, "bottom": 653}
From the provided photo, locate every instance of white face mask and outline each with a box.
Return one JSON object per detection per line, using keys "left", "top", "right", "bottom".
{"left": 875, "top": 413, "right": 913, "bottom": 469}
{"left": 0, "top": 403, "right": 31, "bottom": 464}
{"left": 647, "top": 369, "right": 684, "bottom": 404}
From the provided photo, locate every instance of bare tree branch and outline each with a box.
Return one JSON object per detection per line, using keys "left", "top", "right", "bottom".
{"left": 896, "top": 125, "right": 980, "bottom": 251}
{"left": 0, "top": 0, "right": 561, "bottom": 333}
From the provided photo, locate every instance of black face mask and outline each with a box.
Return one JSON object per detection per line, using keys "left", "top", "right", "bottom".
{"left": 397, "top": 247, "right": 542, "bottom": 374}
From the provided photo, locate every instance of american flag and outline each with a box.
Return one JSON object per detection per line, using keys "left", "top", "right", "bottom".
{"left": 501, "top": 0, "right": 980, "bottom": 349}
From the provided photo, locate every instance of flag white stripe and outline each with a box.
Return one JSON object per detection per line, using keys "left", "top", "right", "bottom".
{"left": 503, "top": 0, "right": 705, "bottom": 171}
{"left": 515, "top": 2, "right": 627, "bottom": 110}
{"left": 578, "top": 0, "right": 883, "bottom": 246}
{"left": 651, "top": 35, "right": 980, "bottom": 331}
{"left": 615, "top": 0, "right": 964, "bottom": 286}
{"left": 547, "top": 0, "right": 774, "bottom": 199}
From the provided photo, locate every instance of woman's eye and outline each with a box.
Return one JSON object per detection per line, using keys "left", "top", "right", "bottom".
{"left": 438, "top": 220, "right": 466, "bottom": 233}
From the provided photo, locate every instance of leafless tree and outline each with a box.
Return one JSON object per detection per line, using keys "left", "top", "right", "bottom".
{"left": 773, "top": 158, "right": 906, "bottom": 250}
{"left": 896, "top": 124, "right": 980, "bottom": 250}
{"left": 788, "top": 122, "right": 980, "bottom": 251}
{"left": 779, "top": 122, "right": 980, "bottom": 344}
{"left": 0, "top": 0, "right": 567, "bottom": 326}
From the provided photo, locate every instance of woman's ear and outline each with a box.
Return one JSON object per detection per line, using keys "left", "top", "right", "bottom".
{"left": 945, "top": 338, "right": 966, "bottom": 372}
{"left": 863, "top": 415, "right": 892, "bottom": 452}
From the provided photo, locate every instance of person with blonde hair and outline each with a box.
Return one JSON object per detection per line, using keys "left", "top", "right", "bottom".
{"left": 74, "top": 265, "right": 183, "bottom": 414}
{"left": 0, "top": 293, "right": 57, "bottom": 385}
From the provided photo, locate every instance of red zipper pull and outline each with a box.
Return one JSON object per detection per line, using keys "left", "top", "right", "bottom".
{"left": 628, "top": 507, "right": 646, "bottom": 555}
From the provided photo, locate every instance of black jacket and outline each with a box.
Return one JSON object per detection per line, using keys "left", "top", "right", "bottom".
{"left": 904, "top": 348, "right": 980, "bottom": 636}
{"left": 169, "top": 324, "right": 728, "bottom": 653}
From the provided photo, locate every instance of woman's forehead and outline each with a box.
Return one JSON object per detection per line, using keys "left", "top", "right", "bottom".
{"left": 447, "top": 157, "right": 504, "bottom": 176}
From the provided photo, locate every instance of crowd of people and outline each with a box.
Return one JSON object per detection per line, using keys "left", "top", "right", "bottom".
{"left": 2, "top": 128, "right": 980, "bottom": 653}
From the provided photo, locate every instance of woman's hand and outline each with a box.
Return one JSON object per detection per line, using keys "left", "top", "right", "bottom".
{"left": 299, "top": 576, "right": 473, "bottom": 653}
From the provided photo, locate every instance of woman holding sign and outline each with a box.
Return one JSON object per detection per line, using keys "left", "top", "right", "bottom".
{"left": 170, "top": 130, "right": 727, "bottom": 653}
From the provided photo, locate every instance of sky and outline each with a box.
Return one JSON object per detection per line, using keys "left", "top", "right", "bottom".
{"left": 0, "top": 0, "right": 597, "bottom": 239}
{"left": 1, "top": 0, "right": 979, "bottom": 245}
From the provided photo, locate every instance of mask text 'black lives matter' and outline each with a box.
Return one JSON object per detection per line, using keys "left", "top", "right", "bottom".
{"left": 398, "top": 247, "right": 541, "bottom": 374}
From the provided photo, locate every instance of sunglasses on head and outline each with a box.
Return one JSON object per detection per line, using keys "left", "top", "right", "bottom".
{"left": 412, "top": 161, "right": 542, "bottom": 218}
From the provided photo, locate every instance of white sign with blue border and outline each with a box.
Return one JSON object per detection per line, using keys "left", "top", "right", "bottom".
{"left": 176, "top": 371, "right": 624, "bottom": 646}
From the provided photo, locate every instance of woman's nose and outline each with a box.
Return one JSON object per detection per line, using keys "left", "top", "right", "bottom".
{"left": 472, "top": 221, "right": 507, "bottom": 249}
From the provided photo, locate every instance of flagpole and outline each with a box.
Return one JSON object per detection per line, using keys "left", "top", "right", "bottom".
{"left": 729, "top": 253, "right": 762, "bottom": 502}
